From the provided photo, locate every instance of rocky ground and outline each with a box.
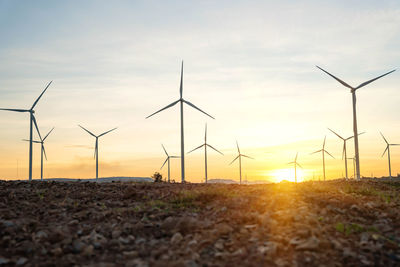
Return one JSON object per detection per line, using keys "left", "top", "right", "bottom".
{"left": 0, "top": 179, "right": 400, "bottom": 266}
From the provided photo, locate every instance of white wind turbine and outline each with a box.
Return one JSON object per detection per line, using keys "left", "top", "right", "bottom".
{"left": 146, "top": 61, "right": 214, "bottom": 183}
{"left": 328, "top": 128, "right": 365, "bottom": 180}
{"left": 316, "top": 66, "right": 395, "bottom": 180}
{"left": 380, "top": 132, "right": 399, "bottom": 178}
{"left": 311, "top": 136, "right": 335, "bottom": 181}
{"left": 79, "top": 125, "right": 117, "bottom": 181}
{"left": 288, "top": 152, "right": 302, "bottom": 183}
{"left": 23, "top": 127, "right": 54, "bottom": 180}
{"left": 187, "top": 124, "right": 224, "bottom": 183}
{"left": 229, "top": 141, "right": 254, "bottom": 184}
{"left": 0, "top": 81, "right": 52, "bottom": 181}
{"left": 160, "top": 144, "right": 179, "bottom": 183}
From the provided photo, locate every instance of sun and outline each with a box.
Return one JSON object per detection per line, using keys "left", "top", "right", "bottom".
{"left": 268, "top": 168, "right": 305, "bottom": 183}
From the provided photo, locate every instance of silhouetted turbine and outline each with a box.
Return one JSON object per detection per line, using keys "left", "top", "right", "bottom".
{"left": 23, "top": 127, "right": 54, "bottom": 180}
{"left": 0, "top": 81, "right": 52, "bottom": 181}
{"left": 311, "top": 136, "right": 335, "bottom": 181}
{"left": 288, "top": 152, "right": 302, "bottom": 183}
{"left": 380, "top": 132, "right": 399, "bottom": 178}
{"left": 230, "top": 141, "right": 254, "bottom": 184}
{"left": 188, "top": 124, "right": 223, "bottom": 183}
{"left": 146, "top": 61, "right": 214, "bottom": 183}
{"left": 79, "top": 125, "right": 117, "bottom": 180}
{"left": 160, "top": 144, "right": 179, "bottom": 183}
{"left": 317, "top": 66, "right": 395, "bottom": 180}
{"left": 328, "top": 128, "right": 365, "bottom": 180}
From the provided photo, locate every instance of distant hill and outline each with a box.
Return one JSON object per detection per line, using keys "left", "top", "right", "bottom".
{"left": 207, "top": 179, "right": 238, "bottom": 184}
{"left": 42, "top": 177, "right": 153, "bottom": 183}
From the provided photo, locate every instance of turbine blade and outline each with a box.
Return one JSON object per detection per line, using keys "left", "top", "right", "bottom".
{"left": 323, "top": 136, "right": 326, "bottom": 148}
{"left": 207, "top": 144, "right": 224, "bottom": 155}
{"left": 0, "top": 108, "right": 30, "bottom": 112}
{"left": 296, "top": 162, "right": 303, "bottom": 169}
{"left": 390, "top": 144, "right": 400, "bottom": 146}
{"left": 22, "top": 139, "right": 41, "bottom": 143}
{"left": 310, "top": 149, "right": 322, "bottom": 155}
{"left": 32, "top": 115, "right": 42, "bottom": 141}
{"left": 229, "top": 155, "right": 239, "bottom": 165}
{"left": 380, "top": 132, "right": 389, "bottom": 144}
{"left": 354, "top": 69, "right": 396, "bottom": 90}
{"left": 31, "top": 81, "right": 52, "bottom": 110}
{"left": 183, "top": 100, "right": 215, "bottom": 119}
{"left": 98, "top": 127, "right": 117, "bottom": 137}
{"left": 160, "top": 158, "right": 168, "bottom": 169}
{"left": 43, "top": 127, "right": 55, "bottom": 141}
{"left": 43, "top": 145, "right": 48, "bottom": 161}
{"left": 324, "top": 150, "right": 335, "bottom": 159}
{"left": 382, "top": 146, "right": 388, "bottom": 157}
{"left": 328, "top": 128, "right": 344, "bottom": 140}
{"left": 236, "top": 140, "right": 240, "bottom": 154}
{"left": 295, "top": 152, "right": 298, "bottom": 161}
{"left": 146, "top": 100, "right": 180, "bottom": 119}
{"left": 161, "top": 144, "right": 169, "bottom": 156}
{"left": 180, "top": 61, "right": 183, "bottom": 99}
{"left": 78, "top": 125, "right": 96, "bottom": 137}
{"left": 187, "top": 144, "right": 204, "bottom": 154}
{"left": 316, "top": 66, "right": 353, "bottom": 89}
{"left": 205, "top": 123, "right": 207, "bottom": 142}
{"left": 287, "top": 161, "right": 295, "bottom": 164}
{"left": 241, "top": 154, "right": 254, "bottom": 160}
{"left": 170, "top": 156, "right": 180, "bottom": 158}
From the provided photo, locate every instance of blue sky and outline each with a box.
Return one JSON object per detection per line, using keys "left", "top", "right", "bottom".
{"left": 0, "top": 0, "right": 399, "bottom": 181}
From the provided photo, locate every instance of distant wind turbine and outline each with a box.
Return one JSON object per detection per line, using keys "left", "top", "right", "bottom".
{"left": 229, "top": 141, "right": 254, "bottom": 184}
{"left": 380, "top": 132, "right": 399, "bottom": 178}
{"left": 79, "top": 125, "right": 117, "bottom": 180}
{"left": 187, "top": 124, "right": 223, "bottom": 183}
{"left": 160, "top": 144, "right": 179, "bottom": 183}
{"left": 0, "top": 81, "right": 52, "bottom": 181}
{"left": 23, "top": 127, "right": 54, "bottom": 180}
{"left": 317, "top": 66, "right": 395, "bottom": 180}
{"left": 328, "top": 128, "right": 365, "bottom": 180}
{"left": 146, "top": 61, "right": 214, "bottom": 183}
{"left": 311, "top": 136, "right": 335, "bottom": 181}
{"left": 288, "top": 152, "right": 302, "bottom": 183}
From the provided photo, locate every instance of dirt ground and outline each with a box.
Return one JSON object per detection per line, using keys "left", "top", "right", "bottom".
{"left": 0, "top": 179, "right": 400, "bottom": 266}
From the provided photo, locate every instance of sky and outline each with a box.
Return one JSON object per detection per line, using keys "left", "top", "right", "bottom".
{"left": 0, "top": 0, "right": 399, "bottom": 182}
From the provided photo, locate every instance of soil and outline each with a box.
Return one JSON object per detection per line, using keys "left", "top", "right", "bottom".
{"left": 1, "top": 179, "right": 400, "bottom": 266}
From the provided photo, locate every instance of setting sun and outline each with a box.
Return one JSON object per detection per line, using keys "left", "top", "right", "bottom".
{"left": 268, "top": 168, "right": 305, "bottom": 183}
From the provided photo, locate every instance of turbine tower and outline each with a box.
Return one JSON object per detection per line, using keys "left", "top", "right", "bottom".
{"left": 23, "top": 127, "right": 54, "bottom": 180}
{"left": 146, "top": 61, "right": 214, "bottom": 183}
{"left": 311, "top": 136, "right": 335, "bottom": 181}
{"left": 0, "top": 81, "right": 52, "bottom": 181}
{"left": 288, "top": 152, "right": 302, "bottom": 183}
{"left": 380, "top": 132, "right": 399, "bottom": 178}
{"left": 328, "top": 128, "right": 365, "bottom": 180}
{"left": 160, "top": 144, "right": 179, "bottom": 183}
{"left": 79, "top": 125, "right": 117, "bottom": 181}
{"left": 229, "top": 141, "right": 254, "bottom": 184}
{"left": 187, "top": 124, "right": 223, "bottom": 183}
{"left": 316, "top": 66, "right": 395, "bottom": 180}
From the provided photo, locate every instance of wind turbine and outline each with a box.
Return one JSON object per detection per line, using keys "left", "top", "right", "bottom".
{"left": 0, "top": 81, "right": 52, "bottom": 181}
{"left": 78, "top": 125, "right": 117, "bottom": 181}
{"left": 23, "top": 127, "right": 54, "bottom": 180}
{"left": 187, "top": 124, "right": 223, "bottom": 183}
{"left": 316, "top": 66, "right": 395, "bottom": 180}
{"left": 328, "top": 128, "right": 365, "bottom": 180}
{"left": 347, "top": 157, "right": 356, "bottom": 179}
{"left": 380, "top": 132, "right": 399, "bottom": 178}
{"left": 311, "top": 136, "right": 335, "bottom": 181}
{"left": 229, "top": 141, "right": 254, "bottom": 184}
{"left": 160, "top": 144, "right": 179, "bottom": 183}
{"left": 146, "top": 61, "right": 214, "bottom": 183}
{"left": 288, "top": 152, "right": 302, "bottom": 183}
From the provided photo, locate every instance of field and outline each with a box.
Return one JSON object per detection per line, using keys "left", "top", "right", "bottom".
{"left": 1, "top": 180, "right": 400, "bottom": 266}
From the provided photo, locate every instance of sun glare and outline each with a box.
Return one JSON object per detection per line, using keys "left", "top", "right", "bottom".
{"left": 269, "top": 168, "right": 304, "bottom": 183}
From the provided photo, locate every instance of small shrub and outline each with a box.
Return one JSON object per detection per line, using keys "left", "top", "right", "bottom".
{"left": 152, "top": 172, "right": 163, "bottom": 183}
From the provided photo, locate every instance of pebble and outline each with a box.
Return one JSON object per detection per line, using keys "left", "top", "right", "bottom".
{"left": 171, "top": 232, "right": 183, "bottom": 245}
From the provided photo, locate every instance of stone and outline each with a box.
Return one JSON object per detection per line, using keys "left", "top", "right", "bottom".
{"left": 171, "top": 232, "right": 183, "bottom": 245}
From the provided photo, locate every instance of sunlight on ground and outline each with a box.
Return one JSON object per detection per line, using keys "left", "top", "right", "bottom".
{"left": 267, "top": 168, "right": 305, "bottom": 183}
